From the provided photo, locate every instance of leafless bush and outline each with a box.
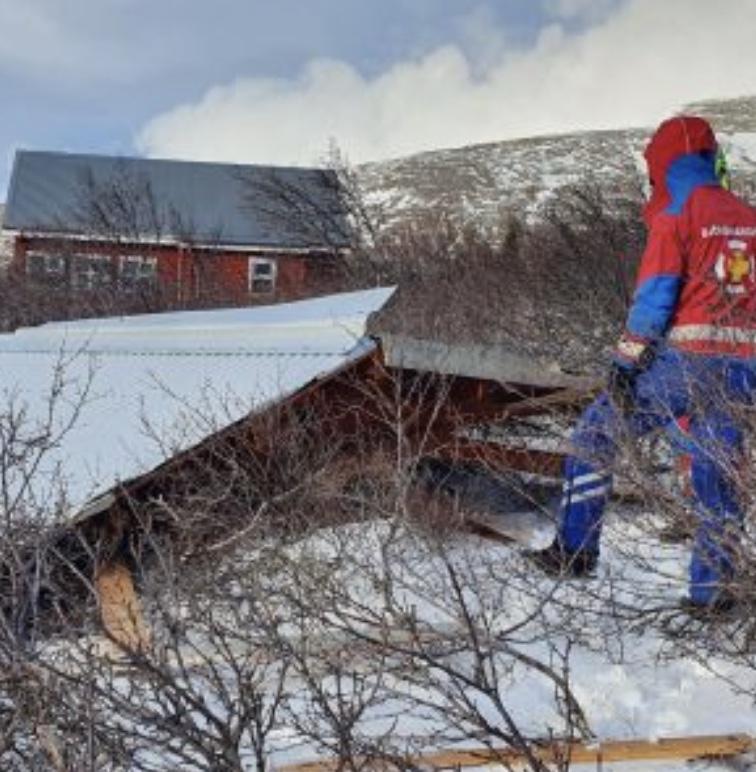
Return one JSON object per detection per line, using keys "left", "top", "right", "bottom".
{"left": 0, "top": 354, "right": 608, "bottom": 771}
{"left": 2, "top": 183, "right": 756, "bottom": 770}
{"left": 0, "top": 411, "right": 753, "bottom": 771}
{"left": 0, "top": 260, "right": 176, "bottom": 333}
{"left": 356, "top": 177, "right": 646, "bottom": 375}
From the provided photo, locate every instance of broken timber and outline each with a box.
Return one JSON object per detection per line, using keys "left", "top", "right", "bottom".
{"left": 76, "top": 336, "right": 596, "bottom": 527}
{"left": 95, "top": 561, "right": 151, "bottom": 652}
{"left": 33, "top": 335, "right": 597, "bottom": 639}
{"left": 281, "top": 733, "right": 755, "bottom": 772}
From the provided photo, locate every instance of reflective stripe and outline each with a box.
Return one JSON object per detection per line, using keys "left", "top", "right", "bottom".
{"left": 668, "top": 324, "right": 756, "bottom": 344}
{"left": 568, "top": 472, "right": 606, "bottom": 488}
{"left": 561, "top": 485, "right": 611, "bottom": 507}
{"left": 563, "top": 471, "right": 608, "bottom": 491}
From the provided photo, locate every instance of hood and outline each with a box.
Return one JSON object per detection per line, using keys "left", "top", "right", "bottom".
{"left": 642, "top": 115, "right": 718, "bottom": 227}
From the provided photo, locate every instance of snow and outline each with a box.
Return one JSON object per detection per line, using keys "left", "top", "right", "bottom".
{"left": 727, "top": 131, "right": 756, "bottom": 168}
{"left": 46, "top": 499, "right": 740, "bottom": 769}
{"left": 358, "top": 127, "right": 651, "bottom": 230}
{"left": 79, "top": 510, "right": 749, "bottom": 770}
{"left": 247, "top": 512, "right": 755, "bottom": 769}
{"left": 21, "top": 284, "right": 753, "bottom": 770}
{"left": 0, "top": 286, "right": 394, "bottom": 515}
{"left": 360, "top": 119, "right": 756, "bottom": 234}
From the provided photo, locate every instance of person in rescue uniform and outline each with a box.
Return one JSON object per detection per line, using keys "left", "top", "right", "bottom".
{"left": 528, "top": 115, "right": 756, "bottom": 612}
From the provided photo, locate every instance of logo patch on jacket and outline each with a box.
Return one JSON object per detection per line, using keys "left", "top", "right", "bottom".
{"left": 715, "top": 240, "right": 755, "bottom": 295}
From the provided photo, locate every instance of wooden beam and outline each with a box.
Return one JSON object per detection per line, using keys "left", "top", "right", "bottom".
{"left": 435, "top": 439, "right": 565, "bottom": 477}
{"left": 95, "top": 561, "right": 151, "bottom": 653}
{"left": 280, "top": 733, "right": 755, "bottom": 772}
{"left": 494, "top": 385, "right": 599, "bottom": 418}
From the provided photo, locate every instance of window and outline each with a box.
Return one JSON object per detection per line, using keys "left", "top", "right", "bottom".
{"left": 72, "top": 254, "right": 114, "bottom": 291}
{"left": 25, "top": 251, "right": 158, "bottom": 292}
{"left": 248, "top": 257, "right": 277, "bottom": 295}
{"left": 120, "top": 255, "right": 157, "bottom": 290}
{"left": 26, "top": 251, "right": 66, "bottom": 280}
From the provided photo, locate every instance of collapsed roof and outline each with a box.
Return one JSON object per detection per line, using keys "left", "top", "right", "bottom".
{"left": 0, "top": 284, "right": 601, "bottom": 648}
{"left": 0, "top": 287, "right": 395, "bottom": 517}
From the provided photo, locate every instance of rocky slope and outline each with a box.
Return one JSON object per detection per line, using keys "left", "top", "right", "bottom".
{"left": 358, "top": 96, "right": 756, "bottom": 231}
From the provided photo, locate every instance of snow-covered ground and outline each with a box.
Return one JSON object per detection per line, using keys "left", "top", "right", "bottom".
{"left": 0, "top": 286, "right": 394, "bottom": 515}
{"left": 251, "top": 510, "right": 755, "bottom": 769}
{"left": 727, "top": 131, "right": 756, "bottom": 169}
{"left": 41, "top": 462, "right": 743, "bottom": 768}
{"left": 79, "top": 508, "right": 748, "bottom": 770}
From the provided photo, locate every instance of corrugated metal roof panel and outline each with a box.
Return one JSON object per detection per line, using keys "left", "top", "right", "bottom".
{"left": 380, "top": 334, "right": 597, "bottom": 390}
{"left": 4, "top": 150, "right": 350, "bottom": 248}
{"left": 0, "top": 286, "right": 394, "bottom": 516}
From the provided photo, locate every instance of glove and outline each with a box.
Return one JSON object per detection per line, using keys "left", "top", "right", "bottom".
{"left": 607, "top": 333, "right": 655, "bottom": 413}
{"left": 607, "top": 361, "right": 639, "bottom": 413}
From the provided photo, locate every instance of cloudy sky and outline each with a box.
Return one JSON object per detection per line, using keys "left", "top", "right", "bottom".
{"left": 2, "top": 0, "right": 756, "bottom": 196}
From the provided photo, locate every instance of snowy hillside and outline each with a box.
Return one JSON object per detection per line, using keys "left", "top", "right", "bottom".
{"left": 358, "top": 96, "right": 756, "bottom": 231}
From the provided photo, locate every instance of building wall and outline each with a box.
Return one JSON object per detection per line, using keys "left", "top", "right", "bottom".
{"left": 0, "top": 206, "right": 11, "bottom": 270}
{"left": 10, "top": 235, "right": 333, "bottom": 304}
{"left": 0, "top": 232, "right": 12, "bottom": 270}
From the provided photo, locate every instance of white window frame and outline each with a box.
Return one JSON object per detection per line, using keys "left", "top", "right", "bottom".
{"left": 248, "top": 257, "right": 277, "bottom": 295}
{"left": 0, "top": 233, "right": 14, "bottom": 267}
{"left": 71, "top": 254, "right": 114, "bottom": 291}
{"left": 26, "top": 250, "right": 66, "bottom": 279}
{"left": 119, "top": 254, "right": 158, "bottom": 290}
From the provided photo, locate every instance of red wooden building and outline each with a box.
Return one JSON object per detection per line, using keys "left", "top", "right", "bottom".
{"left": 2, "top": 150, "right": 350, "bottom": 304}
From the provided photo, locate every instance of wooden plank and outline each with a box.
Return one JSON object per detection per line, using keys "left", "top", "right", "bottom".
{"left": 495, "top": 385, "right": 599, "bottom": 417}
{"left": 95, "top": 561, "right": 151, "bottom": 653}
{"left": 437, "top": 440, "right": 566, "bottom": 477}
{"left": 281, "top": 733, "right": 754, "bottom": 772}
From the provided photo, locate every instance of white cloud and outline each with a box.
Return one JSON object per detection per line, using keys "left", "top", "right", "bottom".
{"left": 137, "top": 0, "right": 756, "bottom": 167}
{"left": 454, "top": 4, "right": 512, "bottom": 75}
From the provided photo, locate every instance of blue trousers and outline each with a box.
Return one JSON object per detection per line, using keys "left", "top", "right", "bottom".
{"left": 559, "top": 347, "right": 756, "bottom": 603}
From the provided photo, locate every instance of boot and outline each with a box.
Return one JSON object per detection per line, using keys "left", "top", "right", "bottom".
{"left": 680, "top": 590, "right": 739, "bottom": 619}
{"left": 524, "top": 540, "right": 598, "bottom": 577}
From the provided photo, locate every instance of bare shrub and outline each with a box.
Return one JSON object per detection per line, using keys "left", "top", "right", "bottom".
{"left": 359, "top": 177, "right": 646, "bottom": 376}
{"left": 1, "top": 175, "right": 756, "bottom": 771}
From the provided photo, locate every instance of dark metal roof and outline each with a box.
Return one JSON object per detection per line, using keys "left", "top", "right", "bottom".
{"left": 4, "top": 150, "right": 350, "bottom": 249}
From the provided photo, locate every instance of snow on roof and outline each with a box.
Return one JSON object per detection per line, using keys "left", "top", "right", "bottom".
{"left": 0, "top": 287, "right": 394, "bottom": 515}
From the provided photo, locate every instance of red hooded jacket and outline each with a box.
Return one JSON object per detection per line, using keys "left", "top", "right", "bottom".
{"left": 617, "top": 116, "right": 756, "bottom": 361}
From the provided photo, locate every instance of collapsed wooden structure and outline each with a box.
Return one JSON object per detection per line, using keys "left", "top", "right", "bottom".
{"left": 12, "top": 332, "right": 596, "bottom": 649}
{"left": 12, "top": 332, "right": 756, "bottom": 769}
